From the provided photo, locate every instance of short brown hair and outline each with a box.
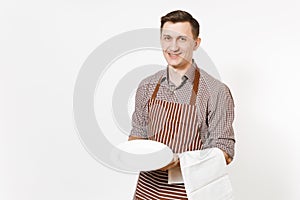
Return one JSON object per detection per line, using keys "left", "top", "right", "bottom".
{"left": 160, "top": 10, "right": 200, "bottom": 39}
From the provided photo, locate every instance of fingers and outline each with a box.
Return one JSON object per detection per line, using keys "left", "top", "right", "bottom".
{"left": 226, "top": 157, "right": 232, "bottom": 165}
{"left": 160, "top": 155, "right": 180, "bottom": 171}
{"left": 128, "top": 135, "right": 144, "bottom": 141}
{"left": 223, "top": 151, "right": 232, "bottom": 165}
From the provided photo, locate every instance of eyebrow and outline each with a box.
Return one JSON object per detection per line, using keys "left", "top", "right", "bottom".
{"left": 161, "top": 34, "right": 187, "bottom": 38}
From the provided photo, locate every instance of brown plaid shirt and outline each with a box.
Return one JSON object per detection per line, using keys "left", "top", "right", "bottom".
{"left": 130, "top": 61, "right": 235, "bottom": 158}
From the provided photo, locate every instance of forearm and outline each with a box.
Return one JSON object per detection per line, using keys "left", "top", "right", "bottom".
{"left": 205, "top": 84, "right": 235, "bottom": 164}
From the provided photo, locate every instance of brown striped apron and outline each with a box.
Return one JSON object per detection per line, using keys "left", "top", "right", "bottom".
{"left": 134, "top": 68, "right": 202, "bottom": 200}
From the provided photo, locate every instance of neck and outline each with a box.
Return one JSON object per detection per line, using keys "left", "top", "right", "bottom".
{"left": 169, "top": 62, "right": 192, "bottom": 76}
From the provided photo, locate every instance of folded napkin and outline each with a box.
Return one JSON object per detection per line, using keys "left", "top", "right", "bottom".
{"left": 179, "top": 148, "right": 234, "bottom": 200}
{"left": 168, "top": 165, "right": 184, "bottom": 184}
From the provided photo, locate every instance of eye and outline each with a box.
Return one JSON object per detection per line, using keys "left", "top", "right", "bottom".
{"left": 163, "top": 35, "right": 171, "bottom": 41}
{"left": 179, "top": 37, "right": 187, "bottom": 42}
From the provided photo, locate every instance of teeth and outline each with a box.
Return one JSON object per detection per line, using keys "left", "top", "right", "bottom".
{"left": 169, "top": 53, "right": 180, "bottom": 56}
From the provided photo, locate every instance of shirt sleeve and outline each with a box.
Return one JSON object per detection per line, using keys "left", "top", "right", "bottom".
{"left": 202, "top": 84, "right": 236, "bottom": 159}
{"left": 129, "top": 82, "right": 149, "bottom": 138}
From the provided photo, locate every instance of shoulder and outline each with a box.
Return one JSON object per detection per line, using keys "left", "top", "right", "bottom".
{"left": 199, "top": 68, "right": 234, "bottom": 102}
{"left": 200, "top": 69, "right": 226, "bottom": 91}
{"left": 134, "top": 69, "right": 165, "bottom": 101}
{"left": 137, "top": 69, "right": 165, "bottom": 89}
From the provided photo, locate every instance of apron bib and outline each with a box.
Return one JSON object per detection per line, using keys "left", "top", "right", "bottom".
{"left": 134, "top": 68, "right": 203, "bottom": 200}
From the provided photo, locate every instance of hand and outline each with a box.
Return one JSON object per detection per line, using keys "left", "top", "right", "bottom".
{"left": 223, "top": 151, "right": 232, "bottom": 165}
{"left": 159, "top": 154, "right": 180, "bottom": 171}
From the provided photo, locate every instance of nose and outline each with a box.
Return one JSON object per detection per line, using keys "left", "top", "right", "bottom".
{"left": 168, "top": 39, "right": 179, "bottom": 52}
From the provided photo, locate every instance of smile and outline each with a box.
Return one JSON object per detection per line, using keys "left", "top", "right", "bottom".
{"left": 168, "top": 52, "right": 182, "bottom": 59}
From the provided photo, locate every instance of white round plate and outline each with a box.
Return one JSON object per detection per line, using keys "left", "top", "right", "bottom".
{"left": 114, "top": 140, "right": 173, "bottom": 172}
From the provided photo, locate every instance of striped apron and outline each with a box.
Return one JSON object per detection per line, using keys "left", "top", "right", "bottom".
{"left": 134, "top": 68, "right": 203, "bottom": 200}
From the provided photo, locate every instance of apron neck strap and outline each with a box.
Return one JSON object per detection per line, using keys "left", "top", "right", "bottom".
{"left": 151, "top": 76, "right": 162, "bottom": 100}
{"left": 150, "top": 68, "right": 200, "bottom": 105}
{"left": 190, "top": 68, "right": 200, "bottom": 105}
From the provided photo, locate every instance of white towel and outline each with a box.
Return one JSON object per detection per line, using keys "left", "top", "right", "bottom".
{"left": 179, "top": 148, "right": 234, "bottom": 200}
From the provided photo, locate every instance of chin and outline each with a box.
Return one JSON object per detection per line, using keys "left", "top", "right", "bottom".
{"left": 167, "top": 60, "right": 185, "bottom": 68}
{"left": 169, "top": 64, "right": 181, "bottom": 68}
{"left": 166, "top": 59, "right": 181, "bottom": 67}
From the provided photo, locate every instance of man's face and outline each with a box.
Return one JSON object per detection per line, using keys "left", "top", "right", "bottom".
{"left": 161, "top": 21, "right": 200, "bottom": 70}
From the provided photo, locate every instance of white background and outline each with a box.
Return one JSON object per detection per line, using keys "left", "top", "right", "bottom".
{"left": 1, "top": 0, "right": 300, "bottom": 199}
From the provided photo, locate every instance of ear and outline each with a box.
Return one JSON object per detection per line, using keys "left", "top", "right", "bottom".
{"left": 193, "top": 37, "right": 201, "bottom": 50}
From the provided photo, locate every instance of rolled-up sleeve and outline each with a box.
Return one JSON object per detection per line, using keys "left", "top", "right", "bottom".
{"left": 202, "top": 84, "right": 235, "bottom": 159}
{"left": 130, "top": 82, "right": 149, "bottom": 138}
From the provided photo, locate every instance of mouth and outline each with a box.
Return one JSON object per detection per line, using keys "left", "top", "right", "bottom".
{"left": 167, "top": 52, "right": 182, "bottom": 59}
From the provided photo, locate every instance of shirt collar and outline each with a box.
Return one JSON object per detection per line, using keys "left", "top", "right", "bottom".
{"left": 161, "top": 59, "right": 198, "bottom": 85}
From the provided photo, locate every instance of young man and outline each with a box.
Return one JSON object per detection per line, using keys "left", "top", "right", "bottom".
{"left": 129, "top": 10, "right": 235, "bottom": 199}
